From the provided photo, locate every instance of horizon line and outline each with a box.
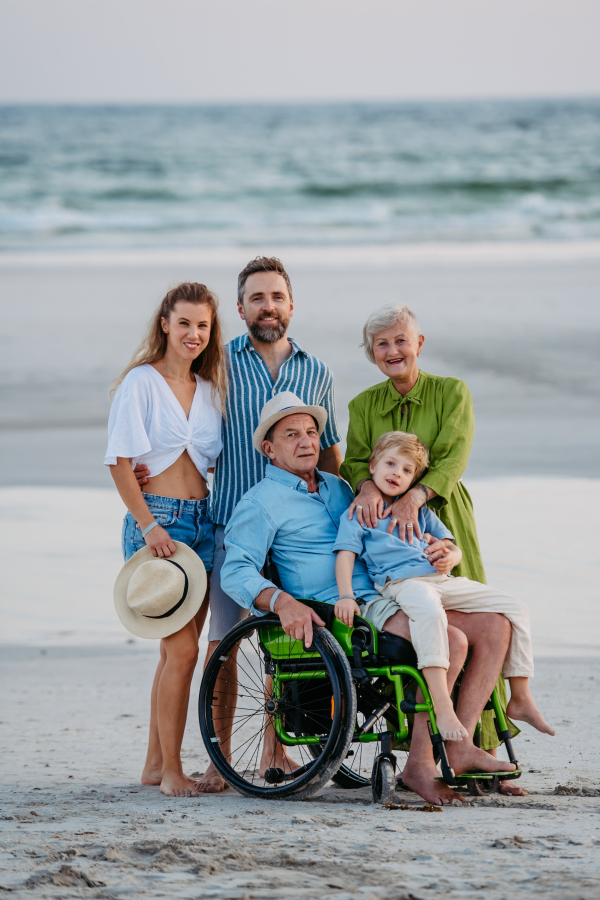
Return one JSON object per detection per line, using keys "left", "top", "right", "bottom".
{"left": 1, "top": 92, "right": 600, "bottom": 108}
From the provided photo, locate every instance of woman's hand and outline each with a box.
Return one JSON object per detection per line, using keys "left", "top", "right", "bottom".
{"left": 348, "top": 480, "right": 384, "bottom": 528}
{"left": 382, "top": 487, "right": 424, "bottom": 541}
{"left": 145, "top": 524, "right": 177, "bottom": 558}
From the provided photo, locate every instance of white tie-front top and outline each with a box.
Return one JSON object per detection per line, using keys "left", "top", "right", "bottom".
{"left": 104, "top": 364, "right": 223, "bottom": 480}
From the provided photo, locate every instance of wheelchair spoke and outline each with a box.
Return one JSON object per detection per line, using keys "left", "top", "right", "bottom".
{"left": 236, "top": 644, "right": 270, "bottom": 696}
{"left": 229, "top": 717, "right": 270, "bottom": 778}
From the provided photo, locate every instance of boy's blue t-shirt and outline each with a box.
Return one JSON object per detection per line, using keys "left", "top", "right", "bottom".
{"left": 333, "top": 505, "right": 454, "bottom": 584}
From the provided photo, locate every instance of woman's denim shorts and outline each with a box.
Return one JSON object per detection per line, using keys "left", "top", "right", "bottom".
{"left": 122, "top": 492, "right": 215, "bottom": 571}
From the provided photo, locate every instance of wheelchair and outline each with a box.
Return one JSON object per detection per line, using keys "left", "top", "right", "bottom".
{"left": 198, "top": 597, "right": 522, "bottom": 802}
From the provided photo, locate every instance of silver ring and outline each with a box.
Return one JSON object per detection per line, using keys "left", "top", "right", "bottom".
{"left": 390, "top": 518, "right": 398, "bottom": 524}
{"left": 356, "top": 505, "right": 363, "bottom": 510}
{"left": 407, "top": 523, "right": 414, "bottom": 529}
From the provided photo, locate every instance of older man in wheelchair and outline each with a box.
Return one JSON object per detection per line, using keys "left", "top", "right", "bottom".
{"left": 198, "top": 393, "right": 527, "bottom": 803}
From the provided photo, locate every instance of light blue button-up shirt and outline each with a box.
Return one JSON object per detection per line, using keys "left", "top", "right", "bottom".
{"left": 211, "top": 335, "right": 340, "bottom": 527}
{"left": 221, "top": 463, "right": 380, "bottom": 614}
{"left": 333, "top": 505, "right": 454, "bottom": 584}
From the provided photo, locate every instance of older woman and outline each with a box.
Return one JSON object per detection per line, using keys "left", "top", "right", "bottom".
{"left": 340, "top": 303, "right": 520, "bottom": 769}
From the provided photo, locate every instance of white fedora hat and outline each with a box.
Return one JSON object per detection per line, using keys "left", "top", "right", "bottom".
{"left": 114, "top": 542, "right": 207, "bottom": 639}
{"left": 252, "top": 391, "right": 328, "bottom": 457}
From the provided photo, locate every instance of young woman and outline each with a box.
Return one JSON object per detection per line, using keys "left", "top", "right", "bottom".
{"left": 105, "top": 282, "right": 226, "bottom": 797}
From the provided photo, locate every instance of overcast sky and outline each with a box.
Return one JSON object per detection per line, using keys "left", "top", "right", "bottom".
{"left": 1, "top": 0, "right": 598, "bottom": 104}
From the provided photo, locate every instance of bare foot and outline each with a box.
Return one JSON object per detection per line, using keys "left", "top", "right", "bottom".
{"left": 160, "top": 772, "right": 200, "bottom": 797}
{"left": 259, "top": 742, "right": 301, "bottom": 779}
{"left": 499, "top": 780, "right": 528, "bottom": 796}
{"left": 447, "top": 739, "right": 516, "bottom": 776}
{"left": 400, "top": 761, "right": 466, "bottom": 805}
{"left": 434, "top": 708, "right": 469, "bottom": 742}
{"left": 195, "top": 762, "right": 229, "bottom": 793}
{"left": 142, "top": 766, "right": 202, "bottom": 791}
{"left": 141, "top": 765, "right": 162, "bottom": 786}
{"left": 506, "top": 698, "right": 556, "bottom": 735}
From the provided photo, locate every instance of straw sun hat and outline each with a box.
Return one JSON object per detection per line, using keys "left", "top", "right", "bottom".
{"left": 114, "top": 542, "right": 207, "bottom": 639}
{"left": 252, "top": 391, "right": 328, "bottom": 457}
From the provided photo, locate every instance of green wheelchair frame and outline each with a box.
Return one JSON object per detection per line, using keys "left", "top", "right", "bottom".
{"left": 199, "top": 598, "right": 522, "bottom": 802}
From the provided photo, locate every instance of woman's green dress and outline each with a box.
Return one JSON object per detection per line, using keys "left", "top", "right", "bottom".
{"left": 340, "top": 370, "right": 518, "bottom": 749}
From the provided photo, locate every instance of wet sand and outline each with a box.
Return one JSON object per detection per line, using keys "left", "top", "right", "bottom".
{"left": 2, "top": 479, "right": 599, "bottom": 652}
{"left": 1, "top": 248, "right": 599, "bottom": 486}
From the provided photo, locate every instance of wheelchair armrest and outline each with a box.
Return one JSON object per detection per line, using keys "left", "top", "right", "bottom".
{"left": 296, "top": 598, "right": 336, "bottom": 631}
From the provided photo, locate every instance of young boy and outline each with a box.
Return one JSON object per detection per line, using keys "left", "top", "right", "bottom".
{"left": 333, "top": 431, "right": 554, "bottom": 742}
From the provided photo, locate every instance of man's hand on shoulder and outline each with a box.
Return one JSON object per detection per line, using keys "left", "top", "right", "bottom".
{"left": 273, "top": 593, "right": 325, "bottom": 649}
{"left": 133, "top": 463, "right": 150, "bottom": 488}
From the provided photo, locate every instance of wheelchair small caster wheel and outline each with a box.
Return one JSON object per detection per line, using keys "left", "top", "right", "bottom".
{"left": 466, "top": 775, "right": 499, "bottom": 796}
{"left": 372, "top": 758, "right": 396, "bottom": 805}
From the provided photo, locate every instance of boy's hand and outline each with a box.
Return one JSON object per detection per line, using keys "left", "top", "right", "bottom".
{"left": 334, "top": 597, "right": 361, "bottom": 627}
{"left": 423, "top": 534, "right": 446, "bottom": 562}
{"left": 425, "top": 539, "right": 462, "bottom": 574}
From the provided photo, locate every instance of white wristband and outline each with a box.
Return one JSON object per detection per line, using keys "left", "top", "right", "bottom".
{"left": 269, "top": 589, "right": 283, "bottom": 613}
{"left": 142, "top": 520, "right": 159, "bottom": 538}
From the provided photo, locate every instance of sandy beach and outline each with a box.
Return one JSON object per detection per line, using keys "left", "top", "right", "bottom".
{"left": 2, "top": 478, "right": 599, "bottom": 652}
{"left": 1, "top": 477, "right": 600, "bottom": 897}
{"left": 1, "top": 647, "right": 600, "bottom": 899}
{"left": 1, "top": 245, "right": 599, "bottom": 897}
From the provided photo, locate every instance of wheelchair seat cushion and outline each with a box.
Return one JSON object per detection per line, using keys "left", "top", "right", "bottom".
{"left": 376, "top": 631, "right": 418, "bottom": 668}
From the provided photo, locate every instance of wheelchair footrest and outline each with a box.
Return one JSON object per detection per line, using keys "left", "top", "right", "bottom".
{"left": 435, "top": 769, "right": 522, "bottom": 784}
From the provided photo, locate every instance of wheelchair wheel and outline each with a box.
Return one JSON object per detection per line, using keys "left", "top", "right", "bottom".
{"left": 308, "top": 749, "right": 371, "bottom": 789}
{"left": 372, "top": 758, "right": 396, "bottom": 805}
{"left": 199, "top": 615, "right": 356, "bottom": 800}
{"left": 466, "top": 775, "right": 499, "bottom": 796}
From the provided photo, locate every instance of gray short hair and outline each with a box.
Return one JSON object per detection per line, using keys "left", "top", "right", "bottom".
{"left": 361, "top": 305, "right": 421, "bottom": 364}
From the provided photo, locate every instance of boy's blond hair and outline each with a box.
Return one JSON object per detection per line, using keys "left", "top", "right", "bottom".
{"left": 369, "top": 432, "right": 429, "bottom": 480}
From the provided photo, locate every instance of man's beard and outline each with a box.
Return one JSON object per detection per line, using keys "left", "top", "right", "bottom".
{"left": 249, "top": 315, "right": 289, "bottom": 344}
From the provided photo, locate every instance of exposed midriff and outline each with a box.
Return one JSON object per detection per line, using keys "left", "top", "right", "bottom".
{"left": 142, "top": 449, "right": 209, "bottom": 501}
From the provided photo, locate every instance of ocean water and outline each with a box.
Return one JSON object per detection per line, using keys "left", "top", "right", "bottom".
{"left": 1, "top": 99, "right": 600, "bottom": 253}
{"left": 0, "top": 100, "right": 599, "bottom": 487}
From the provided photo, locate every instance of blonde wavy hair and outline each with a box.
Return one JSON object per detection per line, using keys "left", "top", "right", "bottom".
{"left": 370, "top": 431, "right": 429, "bottom": 481}
{"left": 111, "top": 282, "right": 228, "bottom": 412}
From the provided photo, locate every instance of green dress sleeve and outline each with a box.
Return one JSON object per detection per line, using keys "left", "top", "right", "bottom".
{"left": 419, "top": 378, "right": 474, "bottom": 507}
{"left": 339, "top": 397, "right": 372, "bottom": 492}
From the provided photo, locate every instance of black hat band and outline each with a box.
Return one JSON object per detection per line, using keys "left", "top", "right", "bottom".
{"left": 144, "top": 559, "right": 189, "bottom": 619}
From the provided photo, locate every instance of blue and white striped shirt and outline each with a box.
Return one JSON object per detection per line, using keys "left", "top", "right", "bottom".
{"left": 210, "top": 334, "right": 341, "bottom": 527}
